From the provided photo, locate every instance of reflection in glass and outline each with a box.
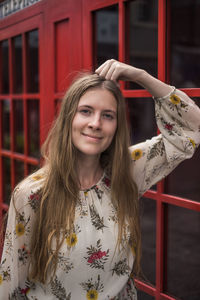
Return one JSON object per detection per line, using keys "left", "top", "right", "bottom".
{"left": 165, "top": 146, "right": 200, "bottom": 202}
{"left": 14, "top": 160, "right": 24, "bottom": 185}
{"left": 1, "top": 40, "right": 9, "bottom": 94}
{"left": 2, "top": 157, "right": 11, "bottom": 205}
{"left": 125, "top": 0, "right": 158, "bottom": 89}
{"left": 169, "top": 0, "right": 200, "bottom": 88}
{"left": 13, "top": 35, "right": 23, "bottom": 94}
{"left": 138, "top": 290, "right": 155, "bottom": 300}
{"left": 127, "top": 98, "right": 157, "bottom": 145}
{"left": 26, "top": 30, "right": 39, "bottom": 93}
{"left": 165, "top": 205, "right": 200, "bottom": 299}
{"left": 94, "top": 5, "right": 118, "bottom": 68}
{"left": 140, "top": 198, "right": 156, "bottom": 285}
{"left": 27, "top": 100, "right": 40, "bottom": 158}
{"left": 13, "top": 100, "right": 24, "bottom": 153}
{"left": 2, "top": 99, "right": 10, "bottom": 149}
{"left": 28, "top": 164, "right": 38, "bottom": 175}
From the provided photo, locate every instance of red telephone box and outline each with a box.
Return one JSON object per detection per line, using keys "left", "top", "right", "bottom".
{"left": 0, "top": 1, "right": 200, "bottom": 299}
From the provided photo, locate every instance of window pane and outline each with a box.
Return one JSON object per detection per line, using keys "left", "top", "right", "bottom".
{"left": 169, "top": 0, "right": 200, "bottom": 88}
{"left": 13, "top": 35, "right": 23, "bottom": 94}
{"left": 14, "top": 160, "right": 24, "bottom": 185}
{"left": 140, "top": 198, "right": 156, "bottom": 285}
{"left": 165, "top": 97, "right": 200, "bottom": 202}
{"left": 165, "top": 205, "right": 200, "bottom": 299}
{"left": 13, "top": 100, "right": 24, "bottom": 153}
{"left": 0, "top": 40, "right": 9, "bottom": 94}
{"left": 27, "top": 99, "right": 40, "bottom": 157}
{"left": 1, "top": 99, "right": 10, "bottom": 149}
{"left": 2, "top": 157, "right": 11, "bottom": 205}
{"left": 26, "top": 30, "right": 39, "bottom": 93}
{"left": 138, "top": 290, "right": 155, "bottom": 300}
{"left": 94, "top": 5, "right": 118, "bottom": 68}
{"left": 127, "top": 98, "right": 157, "bottom": 145}
{"left": 125, "top": 0, "right": 158, "bottom": 89}
{"left": 28, "top": 164, "right": 38, "bottom": 175}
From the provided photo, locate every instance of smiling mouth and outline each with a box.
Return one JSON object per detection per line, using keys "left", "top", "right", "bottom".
{"left": 82, "top": 133, "right": 103, "bottom": 140}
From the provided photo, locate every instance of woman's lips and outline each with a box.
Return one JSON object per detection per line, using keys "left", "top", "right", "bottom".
{"left": 82, "top": 133, "right": 103, "bottom": 140}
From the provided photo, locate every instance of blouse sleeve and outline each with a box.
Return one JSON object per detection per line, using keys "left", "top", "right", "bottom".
{"left": 129, "top": 88, "right": 200, "bottom": 198}
{"left": 0, "top": 172, "right": 44, "bottom": 299}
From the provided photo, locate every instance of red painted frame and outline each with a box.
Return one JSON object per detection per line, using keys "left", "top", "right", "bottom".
{"left": 0, "top": 0, "right": 199, "bottom": 299}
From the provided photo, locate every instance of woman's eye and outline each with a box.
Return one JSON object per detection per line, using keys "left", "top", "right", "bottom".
{"left": 80, "top": 109, "right": 91, "bottom": 115}
{"left": 103, "top": 113, "right": 114, "bottom": 120}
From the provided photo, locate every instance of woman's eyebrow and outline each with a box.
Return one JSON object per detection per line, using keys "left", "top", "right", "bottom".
{"left": 78, "top": 105, "right": 116, "bottom": 114}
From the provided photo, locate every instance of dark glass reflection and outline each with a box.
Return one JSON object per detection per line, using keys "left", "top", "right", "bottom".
{"left": 2, "top": 99, "right": 10, "bottom": 149}
{"left": 138, "top": 290, "right": 155, "bottom": 300}
{"left": 2, "top": 157, "right": 11, "bottom": 205}
{"left": 125, "top": 0, "right": 158, "bottom": 89}
{"left": 27, "top": 99, "right": 40, "bottom": 158}
{"left": 165, "top": 98, "right": 200, "bottom": 202}
{"left": 14, "top": 160, "right": 24, "bottom": 185}
{"left": 28, "top": 164, "right": 38, "bottom": 175}
{"left": 1, "top": 40, "right": 9, "bottom": 94}
{"left": 94, "top": 5, "right": 118, "bottom": 68}
{"left": 26, "top": 30, "right": 39, "bottom": 93}
{"left": 140, "top": 197, "right": 156, "bottom": 285}
{"left": 13, "top": 100, "right": 24, "bottom": 153}
{"left": 169, "top": 0, "right": 200, "bottom": 88}
{"left": 13, "top": 35, "right": 23, "bottom": 94}
{"left": 127, "top": 98, "right": 157, "bottom": 145}
{"left": 165, "top": 205, "right": 200, "bottom": 299}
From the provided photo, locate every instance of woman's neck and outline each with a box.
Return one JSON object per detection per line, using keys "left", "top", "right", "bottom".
{"left": 76, "top": 155, "right": 103, "bottom": 190}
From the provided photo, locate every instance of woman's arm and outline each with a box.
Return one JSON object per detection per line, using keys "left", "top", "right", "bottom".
{"left": 95, "top": 59, "right": 173, "bottom": 98}
{"left": 96, "top": 60, "right": 200, "bottom": 197}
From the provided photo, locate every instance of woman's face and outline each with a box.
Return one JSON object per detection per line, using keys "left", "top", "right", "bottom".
{"left": 72, "top": 88, "right": 117, "bottom": 159}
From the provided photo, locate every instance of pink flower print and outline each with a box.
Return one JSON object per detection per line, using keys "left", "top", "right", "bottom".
{"left": 30, "top": 192, "right": 40, "bottom": 201}
{"left": 103, "top": 177, "right": 111, "bottom": 187}
{"left": 21, "top": 288, "right": 30, "bottom": 295}
{"left": 88, "top": 251, "right": 107, "bottom": 263}
{"left": 165, "top": 123, "right": 173, "bottom": 131}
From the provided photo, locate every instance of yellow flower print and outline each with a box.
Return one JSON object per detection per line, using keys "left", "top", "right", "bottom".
{"left": 66, "top": 233, "right": 78, "bottom": 247}
{"left": 32, "top": 174, "right": 43, "bottom": 181}
{"left": 0, "top": 274, "right": 3, "bottom": 285}
{"left": 84, "top": 191, "right": 88, "bottom": 197}
{"left": 170, "top": 94, "right": 181, "bottom": 105}
{"left": 86, "top": 289, "right": 98, "bottom": 300}
{"left": 189, "top": 138, "right": 196, "bottom": 148}
{"left": 16, "top": 223, "right": 25, "bottom": 237}
{"left": 131, "top": 149, "right": 143, "bottom": 161}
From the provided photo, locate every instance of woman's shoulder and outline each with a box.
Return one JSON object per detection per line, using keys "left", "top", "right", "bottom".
{"left": 12, "top": 166, "right": 47, "bottom": 212}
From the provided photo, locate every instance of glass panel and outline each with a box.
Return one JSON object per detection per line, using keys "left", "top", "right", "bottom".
{"left": 13, "top": 100, "right": 24, "bottom": 153}
{"left": 1, "top": 99, "right": 10, "bottom": 149}
{"left": 165, "top": 98, "right": 200, "bottom": 202}
{"left": 13, "top": 35, "right": 23, "bottom": 94}
{"left": 2, "top": 157, "right": 11, "bottom": 205}
{"left": 165, "top": 205, "right": 200, "bottom": 299}
{"left": 125, "top": 0, "right": 158, "bottom": 89}
{"left": 27, "top": 99, "right": 40, "bottom": 157}
{"left": 1, "top": 40, "right": 9, "bottom": 94}
{"left": 26, "top": 30, "right": 39, "bottom": 93}
{"left": 14, "top": 160, "right": 24, "bottom": 185}
{"left": 127, "top": 98, "right": 157, "bottom": 145}
{"left": 169, "top": 0, "right": 200, "bottom": 88}
{"left": 138, "top": 290, "right": 155, "bottom": 300}
{"left": 94, "top": 5, "right": 118, "bottom": 68}
{"left": 140, "top": 197, "right": 156, "bottom": 285}
{"left": 28, "top": 164, "right": 38, "bottom": 175}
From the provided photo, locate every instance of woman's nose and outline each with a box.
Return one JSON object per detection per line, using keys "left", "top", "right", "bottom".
{"left": 88, "top": 115, "right": 101, "bottom": 129}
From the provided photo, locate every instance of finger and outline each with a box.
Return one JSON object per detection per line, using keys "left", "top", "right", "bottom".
{"left": 95, "top": 59, "right": 115, "bottom": 75}
{"left": 104, "top": 63, "right": 116, "bottom": 80}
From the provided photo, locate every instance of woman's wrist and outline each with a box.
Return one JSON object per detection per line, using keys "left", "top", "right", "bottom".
{"left": 134, "top": 70, "right": 173, "bottom": 98}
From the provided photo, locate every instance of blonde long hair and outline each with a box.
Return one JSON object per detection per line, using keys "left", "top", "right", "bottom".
{"left": 29, "top": 74, "right": 141, "bottom": 283}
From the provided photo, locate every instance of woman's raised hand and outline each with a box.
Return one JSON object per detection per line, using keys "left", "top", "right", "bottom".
{"left": 95, "top": 59, "right": 145, "bottom": 83}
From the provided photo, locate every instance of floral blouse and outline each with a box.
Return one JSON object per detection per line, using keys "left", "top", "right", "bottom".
{"left": 0, "top": 88, "right": 200, "bottom": 300}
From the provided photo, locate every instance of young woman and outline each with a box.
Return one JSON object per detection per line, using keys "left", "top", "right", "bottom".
{"left": 0, "top": 60, "right": 200, "bottom": 300}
